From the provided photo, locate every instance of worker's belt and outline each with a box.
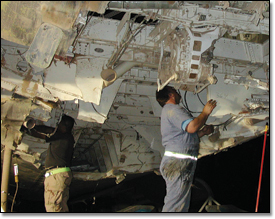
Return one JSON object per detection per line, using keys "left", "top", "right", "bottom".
{"left": 164, "top": 151, "right": 198, "bottom": 161}
{"left": 45, "top": 167, "right": 71, "bottom": 178}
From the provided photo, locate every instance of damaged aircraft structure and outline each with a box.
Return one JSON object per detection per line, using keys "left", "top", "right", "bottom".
{"left": 1, "top": 1, "right": 269, "bottom": 212}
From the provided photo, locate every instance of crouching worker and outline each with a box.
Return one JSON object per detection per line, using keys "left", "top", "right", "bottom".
{"left": 20, "top": 115, "right": 75, "bottom": 212}
{"left": 156, "top": 86, "right": 217, "bottom": 212}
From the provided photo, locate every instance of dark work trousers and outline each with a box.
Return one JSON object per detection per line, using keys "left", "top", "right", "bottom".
{"left": 160, "top": 156, "right": 197, "bottom": 212}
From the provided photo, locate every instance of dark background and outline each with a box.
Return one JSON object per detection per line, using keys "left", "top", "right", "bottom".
{"left": 7, "top": 133, "right": 270, "bottom": 213}
{"left": 194, "top": 133, "right": 270, "bottom": 213}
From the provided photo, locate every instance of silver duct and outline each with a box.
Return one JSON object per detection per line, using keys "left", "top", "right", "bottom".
{"left": 101, "top": 61, "right": 158, "bottom": 87}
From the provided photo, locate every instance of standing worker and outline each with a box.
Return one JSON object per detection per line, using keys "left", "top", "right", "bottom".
{"left": 156, "top": 85, "right": 217, "bottom": 212}
{"left": 20, "top": 115, "right": 75, "bottom": 212}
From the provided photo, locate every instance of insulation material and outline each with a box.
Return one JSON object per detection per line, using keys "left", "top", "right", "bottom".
{"left": 1, "top": 125, "right": 23, "bottom": 150}
{"left": 77, "top": 78, "right": 123, "bottom": 124}
{"left": 1, "top": 99, "right": 37, "bottom": 150}
{"left": 43, "top": 61, "right": 82, "bottom": 100}
{"left": 1, "top": 1, "right": 42, "bottom": 46}
{"left": 84, "top": 1, "right": 110, "bottom": 14}
{"left": 75, "top": 58, "right": 106, "bottom": 104}
{"left": 41, "top": 1, "right": 83, "bottom": 30}
{"left": 1, "top": 99, "right": 36, "bottom": 121}
{"left": 25, "top": 23, "right": 64, "bottom": 68}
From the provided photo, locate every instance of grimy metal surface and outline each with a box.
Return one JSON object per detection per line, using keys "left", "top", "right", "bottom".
{"left": 1, "top": 1, "right": 269, "bottom": 211}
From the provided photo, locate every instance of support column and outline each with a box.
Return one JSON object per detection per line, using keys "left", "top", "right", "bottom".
{"left": 1, "top": 146, "right": 12, "bottom": 212}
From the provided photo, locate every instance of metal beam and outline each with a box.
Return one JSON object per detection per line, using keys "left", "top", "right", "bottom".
{"left": 1, "top": 146, "right": 12, "bottom": 212}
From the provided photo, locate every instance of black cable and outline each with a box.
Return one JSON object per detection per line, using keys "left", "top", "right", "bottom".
{"left": 197, "top": 93, "right": 205, "bottom": 106}
{"left": 11, "top": 182, "right": 18, "bottom": 212}
{"left": 184, "top": 91, "right": 190, "bottom": 111}
{"left": 183, "top": 90, "right": 235, "bottom": 128}
{"left": 91, "top": 103, "right": 107, "bottom": 119}
{"left": 184, "top": 91, "right": 202, "bottom": 114}
{"left": 71, "top": 12, "right": 94, "bottom": 52}
{"left": 1, "top": 47, "right": 28, "bottom": 56}
{"left": 206, "top": 115, "right": 237, "bottom": 129}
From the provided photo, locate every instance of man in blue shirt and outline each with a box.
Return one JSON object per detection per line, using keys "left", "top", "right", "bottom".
{"left": 156, "top": 85, "right": 217, "bottom": 212}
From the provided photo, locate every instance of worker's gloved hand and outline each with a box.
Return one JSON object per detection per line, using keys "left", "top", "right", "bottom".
{"left": 201, "top": 125, "right": 214, "bottom": 136}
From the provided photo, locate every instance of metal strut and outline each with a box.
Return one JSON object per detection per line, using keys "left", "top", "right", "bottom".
{"left": 198, "top": 196, "right": 221, "bottom": 212}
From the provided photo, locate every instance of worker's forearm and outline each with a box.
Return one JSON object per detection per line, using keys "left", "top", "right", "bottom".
{"left": 28, "top": 128, "right": 47, "bottom": 139}
{"left": 34, "top": 125, "right": 55, "bottom": 134}
{"left": 21, "top": 125, "right": 55, "bottom": 140}
{"left": 186, "top": 112, "right": 209, "bottom": 133}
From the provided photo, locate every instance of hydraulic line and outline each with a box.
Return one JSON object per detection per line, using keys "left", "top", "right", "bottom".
{"left": 1, "top": 146, "right": 12, "bottom": 212}
{"left": 255, "top": 122, "right": 269, "bottom": 212}
{"left": 180, "top": 90, "right": 236, "bottom": 128}
{"left": 11, "top": 164, "right": 19, "bottom": 212}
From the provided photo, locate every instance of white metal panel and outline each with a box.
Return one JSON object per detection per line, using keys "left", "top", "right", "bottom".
{"left": 81, "top": 17, "right": 156, "bottom": 47}
{"left": 75, "top": 58, "right": 106, "bottom": 104}
{"left": 1, "top": 67, "right": 57, "bottom": 102}
{"left": 213, "top": 38, "right": 264, "bottom": 63}
{"left": 207, "top": 73, "right": 266, "bottom": 117}
{"left": 77, "top": 78, "right": 123, "bottom": 124}
{"left": 89, "top": 44, "right": 115, "bottom": 58}
{"left": 148, "top": 96, "right": 162, "bottom": 117}
{"left": 104, "top": 133, "right": 119, "bottom": 167}
{"left": 98, "top": 138, "right": 113, "bottom": 172}
{"left": 44, "top": 61, "right": 82, "bottom": 100}
{"left": 133, "top": 125, "right": 164, "bottom": 157}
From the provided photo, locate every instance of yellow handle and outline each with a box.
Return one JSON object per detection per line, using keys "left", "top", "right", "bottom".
{"left": 14, "top": 175, "right": 19, "bottom": 183}
{"left": 265, "top": 124, "right": 269, "bottom": 132}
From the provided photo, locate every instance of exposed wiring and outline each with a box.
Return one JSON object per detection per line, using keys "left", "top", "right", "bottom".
{"left": 1, "top": 46, "right": 28, "bottom": 56}
{"left": 16, "top": 61, "right": 28, "bottom": 72}
{"left": 108, "top": 16, "right": 156, "bottom": 68}
{"left": 11, "top": 182, "right": 18, "bottom": 212}
{"left": 91, "top": 103, "right": 107, "bottom": 119}
{"left": 197, "top": 93, "right": 205, "bottom": 106}
{"left": 92, "top": 181, "right": 99, "bottom": 205}
{"left": 11, "top": 163, "right": 19, "bottom": 212}
{"left": 206, "top": 115, "right": 239, "bottom": 129}
{"left": 120, "top": 143, "right": 133, "bottom": 152}
{"left": 137, "top": 151, "right": 145, "bottom": 171}
{"left": 74, "top": 12, "right": 94, "bottom": 46}
{"left": 183, "top": 91, "right": 203, "bottom": 114}
{"left": 219, "top": 115, "right": 239, "bottom": 130}
{"left": 178, "top": 89, "right": 187, "bottom": 108}
{"left": 8, "top": 49, "right": 33, "bottom": 73}
{"left": 103, "top": 122, "right": 117, "bottom": 130}
{"left": 135, "top": 131, "right": 145, "bottom": 171}
{"left": 181, "top": 90, "right": 238, "bottom": 129}
{"left": 69, "top": 12, "right": 95, "bottom": 64}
